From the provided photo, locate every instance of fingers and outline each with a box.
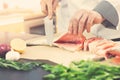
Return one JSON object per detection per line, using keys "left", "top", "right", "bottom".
{"left": 68, "top": 10, "right": 86, "bottom": 35}
{"left": 53, "top": 0, "right": 58, "bottom": 12}
{"left": 47, "top": 0, "right": 53, "bottom": 19}
{"left": 68, "top": 19, "right": 79, "bottom": 35}
{"left": 78, "top": 13, "right": 88, "bottom": 35}
{"left": 72, "top": 19, "right": 79, "bottom": 34}
{"left": 68, "top": 10, "right": 103, "bottom": 35}
{"left": 85, "top": 14, "right": 94, "bottom": 33}
{"left": 68, "top": 10, "right": 93, "bottom": 35}
{"left": 94, "top": 12, "right": 104, "bottom": 24}
{"left": 68, "top": 20, "right": 73, "bottom": 34}
{"left": 68, "top": 12, "right": 82, "bottom": 34}
{"left": 40, "top": 0, "right": 47, "bottom": 14}
{"left": 40, "top": 0, "right": 58, "bottom": 19}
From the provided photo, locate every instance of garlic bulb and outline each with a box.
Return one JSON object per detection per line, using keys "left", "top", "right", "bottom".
{"left": 5, "top": 50, "right": 20, "bottom": 61}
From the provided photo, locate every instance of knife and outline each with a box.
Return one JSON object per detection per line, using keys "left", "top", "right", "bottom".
{"left": 44, "top": 17, "right": 54, "bottom": 46}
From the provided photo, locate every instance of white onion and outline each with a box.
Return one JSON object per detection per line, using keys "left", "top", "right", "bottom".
{"left": 5, "top": 50, "right": 20, "bottom": 61}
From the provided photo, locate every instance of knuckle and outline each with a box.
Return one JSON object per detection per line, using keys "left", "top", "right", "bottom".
{"left": 87, "top": 21, "right": 91, "bottom": 26}
{"left": 79, "top": 20, "right": 84, "bottom": 25}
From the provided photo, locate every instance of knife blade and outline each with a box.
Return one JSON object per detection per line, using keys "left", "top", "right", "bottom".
{"left": 44, "top": 17, "right": 54, "bottom": 46}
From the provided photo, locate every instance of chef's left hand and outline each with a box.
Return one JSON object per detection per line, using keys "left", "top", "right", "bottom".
{"left": 68, "top": 9, "right": 104, "bottom": 35}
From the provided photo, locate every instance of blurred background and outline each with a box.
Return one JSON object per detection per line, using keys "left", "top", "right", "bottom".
{"left": 0, "top": 0, "right": 41, "bottom": 11}
{"left": 0, "top": 0, "right": 46, "bottom": 35}
{"left": 0, "top": 0, "right": 101, "bottom": 35}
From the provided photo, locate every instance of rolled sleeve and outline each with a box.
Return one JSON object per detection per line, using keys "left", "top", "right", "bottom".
{"left": 93, "top": 0, "right": 119, "bottom": 28}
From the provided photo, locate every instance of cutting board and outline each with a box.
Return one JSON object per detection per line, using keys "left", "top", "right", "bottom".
{"left": 24, "top": 32, "right": 96, "bottom": 66}
{"left": 0, "top": 58, "right": 57, "bottom": 80}
{"left": 21, "top": 46, "right": 97, "bottom": 67}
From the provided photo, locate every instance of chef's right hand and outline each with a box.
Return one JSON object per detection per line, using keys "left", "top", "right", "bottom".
{"left": 40, "top": 0, "right": 59, "bottom": 19}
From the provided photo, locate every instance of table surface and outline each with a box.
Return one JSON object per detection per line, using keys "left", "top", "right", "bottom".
{"left": 0, "top": 32, "right": 96, "bottom": 66}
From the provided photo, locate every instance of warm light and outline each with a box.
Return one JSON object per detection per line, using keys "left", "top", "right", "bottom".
{"left": 0, "top": 0, "right": 41, "bottom": 12}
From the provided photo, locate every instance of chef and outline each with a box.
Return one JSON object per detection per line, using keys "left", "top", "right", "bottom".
{"left": 40, "top": 0, "right": 120, "bottom": 40}
{"left": 40, "top": 0, "right": 120, "bottom": 60}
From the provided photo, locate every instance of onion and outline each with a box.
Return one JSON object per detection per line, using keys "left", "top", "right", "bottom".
{"left": 5, "top": 50, "right": 20, "bottom": 61}
{"left": 0, "top": 44, "right": 11, "bottom": 58}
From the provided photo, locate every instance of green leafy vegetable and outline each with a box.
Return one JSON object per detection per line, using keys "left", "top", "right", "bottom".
{"left": 43, "top": 60, "right": 120, "bottom": 80}
{"left": 0, "top": 58, "right": 43, "bottom": 71}
{"left": 0, "top": 58, "right": 120, "bottom": 80}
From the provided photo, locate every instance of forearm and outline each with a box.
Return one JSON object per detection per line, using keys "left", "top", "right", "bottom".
{"left": 93, "top": 0, "right": 119, "bottom": 28}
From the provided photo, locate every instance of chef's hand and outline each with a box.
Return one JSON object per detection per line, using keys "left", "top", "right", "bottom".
{"left": 40, "top": 0, "right": 59, "bottom": 19}
{"left": 68, "top": 9, "right": 104, "bottom": 35}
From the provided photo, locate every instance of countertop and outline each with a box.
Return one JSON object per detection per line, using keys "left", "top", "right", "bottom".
{"left": 0, "top": 32, "right": 96, "bottom": 67}
{"left": 21, "top": 32, "right": 96, "bottom": 66}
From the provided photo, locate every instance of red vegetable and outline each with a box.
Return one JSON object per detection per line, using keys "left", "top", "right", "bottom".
{"left": 0, "top": 44, "right": 11, "bottom": 58}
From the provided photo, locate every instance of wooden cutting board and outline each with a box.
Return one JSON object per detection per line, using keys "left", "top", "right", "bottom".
{"left": 23, "top": 32, "right": 96, "bottom": 66}
{"left": 21, "top": 46, "right": 96, "bottom": 67}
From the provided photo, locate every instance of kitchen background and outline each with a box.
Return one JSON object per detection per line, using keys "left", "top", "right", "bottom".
{"left": 0, "top": 0, "right": 101, "bottom": 35}
{"left": 0, "top": 0, "right": 46, "bottom": 35}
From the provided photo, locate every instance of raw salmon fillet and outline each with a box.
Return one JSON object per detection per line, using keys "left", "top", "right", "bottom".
{"left": 84, "top": 37, "right": 120, "bottom": 64}
{"left": 54, "top": 33, "right": 120, "bottom": 64}
{"left": 83, "top": 37, "right": 103, "bottom": 51}
{"left": 53, "top": 33, "right": 86, "bottom": 51}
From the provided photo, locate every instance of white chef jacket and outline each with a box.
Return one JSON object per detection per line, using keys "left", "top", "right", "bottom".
{"left": 56, "top": 0, "right": 120, "bottom": 40}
